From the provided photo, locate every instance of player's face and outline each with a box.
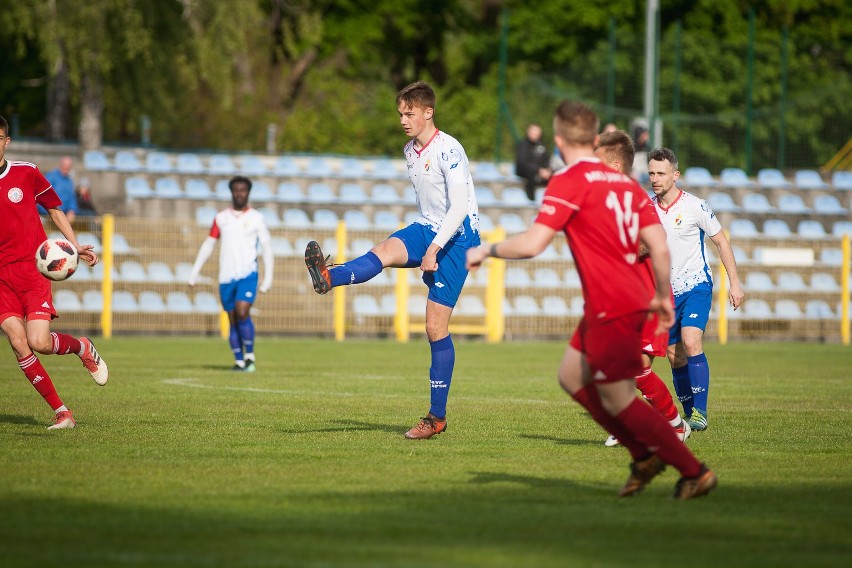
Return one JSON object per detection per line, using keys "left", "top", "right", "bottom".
{"left": 397, "top": 102, "right": 432, "bottom": 140}
{"left": 230, "top": 182, "right": 250, "bottom": 210}
{"left": 648, "top": 159, "right": 679, "bottom": 198}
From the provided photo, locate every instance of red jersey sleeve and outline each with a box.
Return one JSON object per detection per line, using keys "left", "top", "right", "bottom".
{"left": 209, "top": 219, "right": 221, "bottom": 239}
{"left": 534, "top": 178, "right": 581, "bottom": 231}
{"left": 33, "top": 168, "right": 62, "bottom": 209}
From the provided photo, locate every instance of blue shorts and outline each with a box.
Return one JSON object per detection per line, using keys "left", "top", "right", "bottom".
{"left": 669, "top": 283, "right": 713, "bottom": 345}
{"left": 219, "top": 272, "right": 259, "bottom": 311}
{"left": 390, "top": 222, "right": 480, "bottom": 308}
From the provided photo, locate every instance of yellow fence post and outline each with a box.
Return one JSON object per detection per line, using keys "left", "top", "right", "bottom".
{"left": 334, "top": 220, "right": 347, "bottom": 341}
{"left": 99, "top": 214, "right": 114, "bottom": 339}
{"left": 394, "top": 266, "right": 410, "bottom": 343}
{"left": 842, "top": 234, "right": 850, "bottom": 346}
{"left": 485, "top": 227, "right": 506, "bottom": 343}
{"left": 219, "top": 311, "right": 229, "bottom": 339}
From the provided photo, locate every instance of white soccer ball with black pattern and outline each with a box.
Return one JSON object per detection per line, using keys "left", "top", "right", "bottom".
{"left": 35, "top": 238, "right": 79, "bottom": 281}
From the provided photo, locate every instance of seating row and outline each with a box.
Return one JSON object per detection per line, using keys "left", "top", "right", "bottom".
{"left": 707, "top": 191, "right": 848, "bottom": 215}
{"left": 683, "top": 167, "right": 851, "bottom": 190}
{"left": 54, "top": 289, "right": 220, "bottom": 314}
{"left": 728, "top": 219, "right": 852, "bottom": 239}
{"left": 729, "top": 298, "right": 845, "bottom": 320}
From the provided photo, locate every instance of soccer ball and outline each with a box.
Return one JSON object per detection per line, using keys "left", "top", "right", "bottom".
{"left": 35, "top": 238, "right": 79, "bottom": 281}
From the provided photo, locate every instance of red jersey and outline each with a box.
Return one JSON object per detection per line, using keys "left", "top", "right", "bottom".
{"left": 534, "top": 157, "right": 661, "bottom": 320}
{"left": 0, "top": 160, "right": 62, "bottom": 265}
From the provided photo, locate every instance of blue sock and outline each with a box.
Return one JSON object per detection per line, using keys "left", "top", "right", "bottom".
{"left": 237, "top": 317, "right": 255, "bottom": 358}
{"left": 672, "top": 365, "right": 693, "bottom": 416}
{"left": 428, "top": 335, "right": 455, "bottom": 419}
{"left": 229, "top": 325, "right": 243, "bottom": 363}
{"left": 330, "top": 251, "right": 383, "bottom": 287}
{"left": 687, "top": 353, "right": 710, "bottom": 415}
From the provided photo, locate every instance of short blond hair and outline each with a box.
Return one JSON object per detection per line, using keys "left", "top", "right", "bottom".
{"left": 596, "top": 130, "right": 635, "bottom": 175}
{"left": 553, "top": 101, "right": 599, "bottom": 146}
{"left": 396, "top": 81, "right": 436, "bottom": 111}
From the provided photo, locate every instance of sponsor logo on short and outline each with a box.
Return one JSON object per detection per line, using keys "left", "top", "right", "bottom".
{"left": 434, "top": 281, "right": 444, "bottom": 288}
{"left": 689, "top": 313, "right": 699, "bottom": 318}
{"left": 42, "top": 301, "right": 50, "bottom": 308}
{"left": 8, "top": 188, "right": 23, "bottom": 203}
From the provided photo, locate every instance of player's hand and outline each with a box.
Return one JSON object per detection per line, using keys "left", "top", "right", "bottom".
{"left": 77, "top": 244, "right": 98, "bottom": 266}
{"left": 729, "top": 282, "right": 744, "bottom": 310}
{"left": 187, "top": 279, "right": 196, "bottom": 288}
{"left": 420, "top": 245, "right": 440, "bottom": 273}
{"left": 649, "top": 294, "right": 674, "bottom": 336}
{"left": 260, "top": 283, "right": 270, "bottom": 294}
{"left": 466, "top": 244, "right": 489, "bottom": 270}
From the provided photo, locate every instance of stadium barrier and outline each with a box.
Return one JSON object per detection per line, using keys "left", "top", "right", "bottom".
{"left": 44, "top": 215, "right": 851, "bottom": 344}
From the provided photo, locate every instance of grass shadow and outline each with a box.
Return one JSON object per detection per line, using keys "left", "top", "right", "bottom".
{"left": 0, "top": 414, "right": 41, "bottom": 426}
{"left": 519, "top": 433, "right": 601, "bottom": 447}
{"left": 280, "top": 419, "right": 405, "bottom": 435}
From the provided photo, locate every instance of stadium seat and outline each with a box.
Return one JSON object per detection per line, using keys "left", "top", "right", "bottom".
{"left": 757, "top": 168, "right": 791, "bottom": 189}
{"left": 797, "top": 220, "right": 827, "bottom": 238}
{"left": 250, "top": 181, "right": 274, "bottom": 202}
{"left": 282, "top": 209, "right": 311, "bottom": 229}
{"left": 684, "top": 167, "right": 717, "bottom": 188}
{"left": 457, "top": 296, "right": 486, "bottom": 317}
{"left": 114, "top": 150, "right": 143, "bottom": 172}
{"left": 805, "top": 300, "right": 835, "bottom": 319}
{"left": 312, "top": 208, "right": 339, "bottom": 229}
{"left": 742, "top": 299, "right": 773, "bottom": 318}
{"left": 403, "top": 211, "right": 420, "bottom": 225}
{"left": 472, "top": 162, "right": 503, "bottom": 183}
{"left": 776, "top": 194, "right": 811, "bottom": 214}
{"left": 212, "top": 179, "right": 231, "bottom": 200}
{"left": 403, "top": 186, "right": 417, "bottom": 205}
{"left": 831, "top": 171, "right": 852, "bottom": 190}
{"left": 379, "top": 294, "right": 397, "bottom": 316}
{"left": 729, "top": 218, "right": 760, "bottom": 238}
{"left": 706, "top": 192, "right": 739, "bottom": 213}
{"left": 407, "top": 295, "right": 427, "bottom": 315}
{"left": 741, "top": 192, "right": 775, "bottom": 213}
{"left": 776, "top": 271, "right": 807, "bottom": 292}
{"left": 763, "top": 219, "right": 792, "bottom": 238}
{"left": 146, "top": 261, "right": 175, "bottom": 283}
{"left": 475, "top": 187, "right": 499, "bottom": 206}
{"left": 125, "top": 176, "right": 154, "bottom": 199}
{"left": 563, "top": 269, "right": 581, "bottom": 289}
{"left": 176, "top": 153, "right": 206, "bottom": 174}
{"left": 831, "top": 220, "right": 852, "bottom": 237}
{"left": 819, "top": 248, "right": 843, "bottom": 266}
{"left": 539, "top": 244, "right": 560, "bottom": 260}
{"left": 501, "top": 187, "right": 533, "bottom": 206}
{"left": 343, "top": 209, "right": 371, "bottom": 231}
{"left": 112, "top": 291, "right": 138, "bottom": 312}
{"left": 258, "top": 206, "right": 282, "bottom": 229}
{"left": 195, "top": 205, "right": 217, "bottom": 227}
{"left": 794, "top": 169, "right": 828, "bottom": 190}
{"left": 306, "top": 182, "right": 336, "bottom": 203}
{"left": 82, "top": 290, "right": 104, "bottom": 312}
{"left": 505, "top": 267, "right": 533, "bottom": 288}
{"left": 276, "top": 182, "right": 305, "bottom": 203}
{"left": 732, "top": 245, "right": 749, "bottom": 264}
{"left": 209, "top": 155, "right": 236, "bottom": 175}
{"left": 373, "top": 210, "right": 401, "bottom": 231}
{"left": 145, "top": 151, "right": 173, "bottom": 173}
{"left": 744, "top": 271, "right": 775, "bottom": 292}
{"left": 813, "top": 194, "right": 847, "bottom": 215}
{"left": 166, "top": 291, "right": 195, "bottom": 314}
{"left": 154, "top": 177, "right": 183, "bottom": 198}
{"left": 352, "top": 295, "right": 381, "bottom": 318}
{"left": 498, "top": 213, "right": 527, "bottom": 233}
{"left": 477, "top": 213, "right": 495, "bottom": 232}
{"left": 239, "top": 155, "right": 268, "bottom": 176}
{"left": 138, "top": 291, "right": 166, "bottom": 313}
{"left": 304, "top": 157, "right": 334, "bottom": 178}
{"left": 368, "top": 158, "right": 403, "bottom": 180}
{"left": 53, "top": 290, "right": 82, "bottom": 312}
{"left": 194, "top": 292, "right": 221, "bottom": 314}
{"left": 370, "top": 184, "right": 400, "bottom": 205}
{"left": 774, "top": 299, "right": 803, "bottom": 319}
{"left": 541, "top": 296, "right": 570, "bottom": 317}
{"left": 185, "top": 178, "right": 213, "bottom": 200}
{"left": 83, "top": 150, "right": 111, "bottom": 171}
{"left": 336, "top": 158, "right": 366, "bottom": 179}
{"left": 811, "top": 272, "right": 840, "bottom": 292}
{"left": 339, "top": 183, "right": 369, "bottom": 204}
{"left": 512, "top": 295, "right": 541, "bottom": 316}
{"left": 533, "top": 268, "right": 561, "bottom": 288}
{"left": 72, "top": 262, "right": 92, "bottom": 281}
{"left": 569, "top": 296, "right": 585, "bottom": 316}
{"left": 119, "top": 260, "right": 147, "bottom": 282}
{"left": 273, "top": 156, "right": 301, "bottom": 177}
{"left": 719, "top": 167, "right": 754, "bottom": 188}
{"left": 77, "top": 232, "right": 102, "bottom": 253}
{"left": 112, "top": 233, "right": 135, "bottom": 255}
{"left": 270, "top": 236, "right": 294, "bottom": 257}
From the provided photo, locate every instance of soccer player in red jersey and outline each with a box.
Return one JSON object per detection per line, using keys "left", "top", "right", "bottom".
{"left": 593, "top": 130, "right": 690, "bottom": 447}
{"left": 0, "top": 115, "right": 109, "bottom": 430}
{"left": 467, "top": 102, "right": 716, "bottom": 499}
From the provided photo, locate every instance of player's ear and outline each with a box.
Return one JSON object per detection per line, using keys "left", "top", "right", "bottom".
{"left": 425, "top": 108, "right": 433, "bottom": 119}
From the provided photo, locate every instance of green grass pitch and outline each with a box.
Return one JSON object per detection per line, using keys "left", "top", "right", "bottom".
{"left": 1, "top": 338, "right": 850, "bottom": 567}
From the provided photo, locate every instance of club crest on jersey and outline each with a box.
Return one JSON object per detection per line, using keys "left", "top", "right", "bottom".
{"left": 674, "top": 213, "right": 684, "bottom": 227}
{"left": 7, "top": 187, "right": 23, "bottom": 203}
{"left": 424, "top": 159, "right": 430, "bottom": 171}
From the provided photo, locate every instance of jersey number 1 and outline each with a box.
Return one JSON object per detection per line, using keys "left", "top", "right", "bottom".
{"left": 605, "top": 191, "right": 639, "bottom": 249}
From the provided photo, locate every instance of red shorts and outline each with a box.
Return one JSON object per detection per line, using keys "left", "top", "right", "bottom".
{"left": 0, "top": 260, "right": 56, "bottom": 323}
{"left": 641, "top": 312, "right": 668, "bottom": 358}
{"left": 570, "top": 311, "right": 646, "bottom": 383}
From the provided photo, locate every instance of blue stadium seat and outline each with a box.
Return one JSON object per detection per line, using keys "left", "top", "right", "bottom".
{"left": 214, "top": 179, "right": 231, "bottom": 200}
{"left": 774, "top": 299, "right": 803, "bottom": 319}
{"left": 742, "top": 299, "right": 773, "bottom": 318}
{"left": 832, "top": 171, "right": 852, "bottom": 190}
{"left": 154, "top": 177, "right": 183, "bottom": 198}
{"left": 819, "top": 248, "right": 843, "bottom": 266}
{"left": 273, "top": 156, "right": 301, "bottom": 177}
{"left": 282, "top": 209, "right": 311, "bottom": 229}
{"left": 304, "top": 157, "right": 334, "bottom": 178}
{"left": 352, "top": 295, "right": 382, "bottom": 318}
{"left": 805, "top": 300, "right": 835, "bottom": 319}
{"left": 270, "top": 237, "right": 294, "bottom": 257}
{"left": 569, "top": 296, "right": 585, "bottom": 316}
{"left": 541, "top": 296, "right": 570, "bottom": 317}
{"left": 684, "top": 167, "right": 717, "bottom": 188}
{"left": 125, "top": 176, "right": 154, "bottom": 199}
{"left": 276, "top": 182, "right": 305, "bottom": 203}
{"left": 539, "top": 244, "right": 560, "bottom": 260}
{"left": 176, "top": 153, "right": 205, "bottom": 174}
{"left": 114, "top": 150, "right": 143, "bottom": 172}
{"left": 250, "top": 181, "right": 274, "bottom": 202}
{"left": 777, "top": 193, "right": 811, "bottom": 214}
{"left": 505, "top": 267, "right": 533, "bottom": 288}
{"left": 112, "top": 233, "right": 135, "bottom": 255}
{"left": 477, "top": 213, "right": 495, "bottom": 232}
{"left": 533, "top": 268, "right": 562, "bottom": 289}
{"left": 138, "top": 291, "right": 166, "bottom": 313}
{"left": 370, "top": 184, "right": 400, "bottom": 205}
{"left": 794, "top": 169, "right": 828, "bottom": 189}
{"left": 239, "top": 155, "right": 268, "bottom": 176}
{"left": 741, "top": 192, "right": 775, "bottom": 213}
{"left": 757, "top": 168, "right": 791, "bottom": 189}
{"left": 472, "top": 162, "right": 504, "bottom": 183}
{"left": 512, "top": 295, "right": 542, "bottom": 316}
{"left": 811, "top": 272, "right": 840, "bottom": 292}
{"left": 343, "top": 209, "right": 371, "bottom": 231}
{"left": 194, "top": 292, "right": 221, "bottom": 314}
{"left": 744, "top": 271, "right": 775, "bottom": 292}
{"left": 763, "top": 219, "right": 792, "bottom": 238}
{"left": 706, "top": 192, "right": 739, "bottom": 213}
{"left": 457, "top": 296, "right": 487, "bottom": 317}
{"left": 146, "top": 261, "right": 175, "bottom": 283}
{"left": 729, "top": 218, "right": 760, "bottom": 238}
{"left": 831, "top": 220, "right": 852, "bottom": 237}
{"left": 145, "top": 152, "right": 173, "bottom": 173}
{"left": 312, "top": 208, "right": 339, "bottom": 229}
{"left": 475, "top": 187, "right": 499, "bottom": 206}
{"left": 720, "top": 167, "right": 755, "bottom": 188}
{"left": 195, "top": 205, "right": 217, "bottom": 227}
{"left": 209, "top": 155, "right": 236, "bottom": 175}
{"left": 83, "top": 150, "right": 111, "bottom": 171}
{"left": 797, "top": 220, "right": 827, "bottom": 238}
{"left": 112, "top": 291, "right": 139, "bottom": 312}
{"left": 54, "top": 290, "right": 82, "bottom": 312}
{"left": 563, "top": 269, "right": 581, "bottom": 289}
{"left": 336, "top": 158, "right": 366, "bottom": 179}
{"left": 339, "top": 183, "right": 369, "bottom": 204}
{"left": 373, "top": 210, "right": 401, "bottom": 231}
{"left": 501, "top": 187, "right": 533, "bottom": 206}
{"left": 119, "top": 260, "right": 147, "bottom": 282}
{"left": 185, "top": 178, "right": 213, "bottom": 200}
{"left": 368, "top": 158, "right": 403, "bottom": 180}
{"left": 403, "top": 211, "right": 420, "bottom": 225}
{"left": 77, "top": 232, "right": 102, "bottom": 253}
{"left": 813, "top": 194, "right": 847, "bottom": 215}
{"left": 776, "top": 271, "right": 807, "bottom": 292}
{"left": 306, "top": 182, "right": 336, "bottom": 203}
{"left": 166, "top": 292, "right": 195, "bottom": 314}
{"left": 257, "top": 206, "right": 282, "bottom": 229}
{"left": 498, "top": 213, "right": 527, "bottom": 233}
{"left": 82, "top": 290, "right": 103, "bottom": 312}
{"left": 403, "top": 186, "right": 417, "bottom": 205}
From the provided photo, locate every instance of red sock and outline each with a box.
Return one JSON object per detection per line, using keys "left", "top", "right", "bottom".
{"left": 636, "top": 367, "right": 680, "bottom": 423}
{"left": 571, "top": 383, "right": 648, "bottom": 460}
{"left": 51, "top": 332, "right": 83, "bottom": 355}
{"left": 617, "top": 398, "right": 702, "bottom": 477}
{"left": 19, "top": 354, "right": 64, "bottom": 411}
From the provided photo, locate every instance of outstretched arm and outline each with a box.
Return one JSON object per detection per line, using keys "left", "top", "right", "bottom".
{"left": 466, "top": 222, "right": 556, "bottom": 269}
{"left": 709, "top": 230, "right": 744, "bottom": 310}
{"left": 188, "top": 237, "right": 216, "bottom": 286}
{"left": 47, "top": 207, "right": 98, "bottom": 266}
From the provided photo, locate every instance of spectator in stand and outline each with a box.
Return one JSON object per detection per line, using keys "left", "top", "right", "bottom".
{"left": 42, "top": 156, "right": 78, "bottom": 222}
{"left": 75, "top": 177, "right": 98, "bottom": 217}
{"left": 515, "top": 123, "right": 552, "bottom": 201}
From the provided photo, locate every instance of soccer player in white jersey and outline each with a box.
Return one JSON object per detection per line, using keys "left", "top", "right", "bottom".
{"left": 304, "top": 80, "right": 480, "bottom": 439}
{"left": 189, "top": 176, "right": 273, "bottom": 372}
{"left": 648, "top": 147, "right": 744, "bottom": 431}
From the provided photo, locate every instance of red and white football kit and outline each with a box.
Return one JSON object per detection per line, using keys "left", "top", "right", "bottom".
{"left": 535, "top": 158, "right": 661, "bottom": 381}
